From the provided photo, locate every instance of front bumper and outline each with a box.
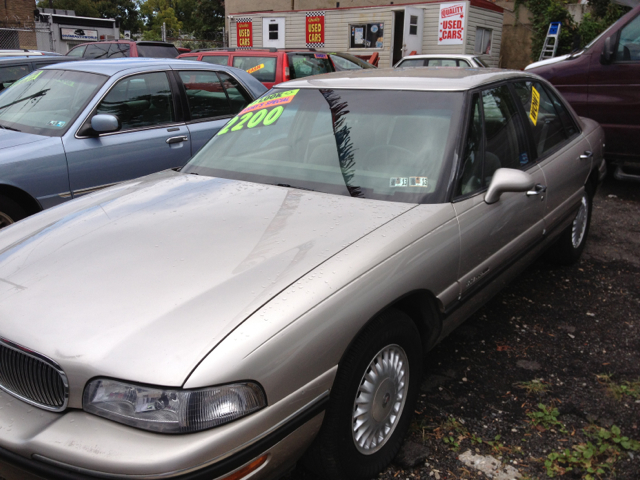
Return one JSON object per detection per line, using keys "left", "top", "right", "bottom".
{"left": 0, "top": 369, "right": 335, "bottom": 479}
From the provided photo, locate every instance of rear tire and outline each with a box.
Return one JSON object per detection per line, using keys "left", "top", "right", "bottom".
{"left": 303, "top": 310, "right": 423, "bottom": 480}
{"left": 0, "top": 195, "right": 27, "bottom": 229}
{"left": 548, "top": 186, "right": 592, "bottom": 265}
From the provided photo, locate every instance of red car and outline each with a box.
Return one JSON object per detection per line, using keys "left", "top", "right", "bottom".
{"left": 526, "top": 5, "right": 640, "bottom": 180}
{"left": 66, "top": 41, "right": 179, "bottom": 59}
{"left": 177, "top": 48, "right": 335, "bottom": 89}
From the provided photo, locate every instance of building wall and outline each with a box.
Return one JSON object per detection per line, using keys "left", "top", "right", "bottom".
{"left": 0, "top": 0, "right": 38, "bottom": 24}
{"left": 495, "top": 0, "right": 533, "bottom": 69}
{"left": 230, "top": 2, "right": 502, "bottom": 68}
{"left": 464, "top": 5, "right": 502, "bottom": 67}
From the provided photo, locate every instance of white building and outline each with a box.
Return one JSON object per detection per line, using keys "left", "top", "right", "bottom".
{"left": 36, "top": 9, "right": 119, "bottom": 54}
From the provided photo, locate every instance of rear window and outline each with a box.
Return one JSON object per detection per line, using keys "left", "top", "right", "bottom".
{"left": 232, "top": 56, "right": 277, "bottom": 83}
{"left": 288, "top": 53, "right": 333, "bottom": 79}
{"left": 136, "top": 44, "right": 179, "bottom": 58}
{"left": 397, "top": 59, "right": 425, "bottom": 67}
{"left": 201, "top": 55, "right": 229, "bottom": 66}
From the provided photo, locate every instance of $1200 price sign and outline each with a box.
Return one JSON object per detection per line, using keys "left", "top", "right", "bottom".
{"left": 218, "top": 89, "right": 299, "bottom": 135}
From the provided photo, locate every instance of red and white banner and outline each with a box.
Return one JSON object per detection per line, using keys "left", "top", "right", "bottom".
{"left": 438, "top": 2, "right": 466, "bottom": 45}
{"left": 305, "top": 11, "right": 325, "bottom": 48}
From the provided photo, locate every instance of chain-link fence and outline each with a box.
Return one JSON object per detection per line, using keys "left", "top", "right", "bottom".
{"left": 166, "top": 29, "right": 226, "bottom": 51}
{"left": 0, "top": 22, "right": 52, "bottom": 51}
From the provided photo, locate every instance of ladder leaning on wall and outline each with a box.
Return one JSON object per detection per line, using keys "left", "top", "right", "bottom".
{"left": 538, "top": 22, "right": 562, "bottom": 61}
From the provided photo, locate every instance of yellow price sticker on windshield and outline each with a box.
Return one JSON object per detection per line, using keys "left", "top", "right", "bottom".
{"left": 13, "top": 70, "right": 43, "bottom": 86}
{"left": 246, "top": 63, "right": 265, "bottom": 74}
{"left": 240, "top": 89, "right": 299, "bottom": 115}
{"left": 530, "top": 86, "right": 540, "bottom": 126}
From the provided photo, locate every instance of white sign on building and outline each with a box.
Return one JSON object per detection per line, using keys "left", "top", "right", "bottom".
{"left": 60, "top": 27, "right": 98, "bottom": 42}
{"left": 438, "top": 2, "right": 466, "bottom": 45}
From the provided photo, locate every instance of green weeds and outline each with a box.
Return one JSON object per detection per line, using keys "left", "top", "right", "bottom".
{"left": 527, "top": 403, "right": 567, "bottom": 433}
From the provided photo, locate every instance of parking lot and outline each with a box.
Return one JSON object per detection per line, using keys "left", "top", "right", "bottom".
{"left": 286, "top": 175, "right": 640, "bottom": 479}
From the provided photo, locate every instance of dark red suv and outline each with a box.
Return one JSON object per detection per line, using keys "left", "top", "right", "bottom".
{"left": 66, "top": 41, "right": 179, "bottom": 59}
{"left": 526, "top": 5, "right": 640, "bottom": 180}
{"left": 177, "top": 48, "right": 334, "bottom": 89}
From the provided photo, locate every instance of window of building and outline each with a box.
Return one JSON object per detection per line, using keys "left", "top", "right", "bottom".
{"left": 474, "top": 27, "right": 492, "bottom": 55}
{"left": 269, "top": 23, "right": 279, "bottom": 40}
{"left": 409, "top": 15, "right": 418, "bottom": 36}
{"left": 350, "top": 23, "right": 384, "bottom": 49}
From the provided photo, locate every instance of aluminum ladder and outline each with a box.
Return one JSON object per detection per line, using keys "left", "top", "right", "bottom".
{"left": 538, "top": 22, "right": 562, "bottom": 61}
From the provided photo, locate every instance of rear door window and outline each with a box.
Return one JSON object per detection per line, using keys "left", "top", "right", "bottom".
{"left": 232, "top": 56, "right": 277, "bottom": 82}
{"left": 84, "top": 44, "right": 110, "bottom": 59}
{"left": 108, "top": 43, "right": 131, "bottom": 58}
{"left": 217, "top": 71, "right": 252, "bottom": 113}
{"left": 512, "top": 80, "right": 570, "bottom": 159}
{"left": 287, "top": 53, "right": 333, "bottom": 79}
{"left": 66, "top": 45, "right": 86, "bottom": 57}
{"left": 95, "top": 72, "right": 175, "bottom": 131}
{"left": 201, "top": 55, "right": 229, "bottom": 66}
{"left": 178, "top": 70, "right": 231, "bottom": 120}
{"left": 0, "top": 64, "right": 30, "bottom": 91}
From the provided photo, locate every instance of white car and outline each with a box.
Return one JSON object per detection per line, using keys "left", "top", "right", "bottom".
{"left": 395, "top": 54, "right": 489, "bottom": 68}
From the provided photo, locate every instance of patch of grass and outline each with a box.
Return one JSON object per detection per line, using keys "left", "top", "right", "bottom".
{"left": 439, "top": 417, "right": 467, "bottom": 451}
{"left": 516, "top": 379, "right": 549, "bottom": 396}
{"left": 527, "top": 403, "right": 567, "bottom": 433}
{"left": 545, "top": 425, "right": 640, "bottom": 479}
{"left": 596, "top": 373, "right": 640, "bottom": 400}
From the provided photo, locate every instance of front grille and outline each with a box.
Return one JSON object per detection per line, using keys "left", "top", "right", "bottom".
{"left": 0, "top": 338, "right": 68, "bottom": 412}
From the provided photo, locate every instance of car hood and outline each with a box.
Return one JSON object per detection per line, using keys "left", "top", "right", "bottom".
{"left": 0, "top": 171, "right": 413, "bottom": 394}
{"left": 524, "top": 54, "right": 572, "bottom": 71}
{"left": 0, "top": 129, "right": 48, "bottom": 150}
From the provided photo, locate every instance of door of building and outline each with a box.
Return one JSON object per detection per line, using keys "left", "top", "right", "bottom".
{"left": 263, "top": 18, "right": 285, "bottom": 49}
{"left": 403, "top": 6, "right": 423, "bottom": 57}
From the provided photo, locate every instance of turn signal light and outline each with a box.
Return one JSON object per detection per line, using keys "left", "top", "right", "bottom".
{"left": 221, "top": 455, "right": 268, "bottom": 480}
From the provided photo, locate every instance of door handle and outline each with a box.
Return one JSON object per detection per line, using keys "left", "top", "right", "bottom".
{"left": 166, "top": 135, "right": 188, "bottom": 145}
{"left": 526, "top": 184, "right": 547, "bottom": 196}
{"left": 579, "top": 150, "right": 593, "bottom": 160}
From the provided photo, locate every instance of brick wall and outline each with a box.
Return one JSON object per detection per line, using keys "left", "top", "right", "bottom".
{"left": 1, "top": 0, "right": 38, "bottom": 25}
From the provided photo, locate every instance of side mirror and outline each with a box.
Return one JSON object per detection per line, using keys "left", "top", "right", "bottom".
{"left": 600, "top": 36, "right": 613, "bottom": 64}
{"left": 484, "top": 168, "right": 534, "bottom": 204}
{"left": 91, "top": 114, "right": 120, "bottom": 134}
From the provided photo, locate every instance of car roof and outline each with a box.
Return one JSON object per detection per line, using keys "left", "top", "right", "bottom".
{"left": 278, "top": 67, "right": 540, "bottom": 91}
{"left": 0, "top": 56, "right": 77, "bottom": 65}
{"left": 40, "top": 57, "right": 235, "bottom": 76}
{"left": 399, "top": 54, "right": 481, "bottom": 61}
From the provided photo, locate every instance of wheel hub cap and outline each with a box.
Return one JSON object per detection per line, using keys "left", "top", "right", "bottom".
{"left": 0, "top": 211, "right": 14, "bottom": 229}
{"left": 571, "top": 194, "right": 588, "bottom": 248}
{"left": 352, "top": 345, "right": 409, "bottom": 454}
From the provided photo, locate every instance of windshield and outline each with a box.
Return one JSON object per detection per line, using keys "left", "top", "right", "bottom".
{"left": 0, "top": 69, "right": 106, "bottom": 136}
{"left": 183, "top": 88, "right": 463, "bottom": 204}
{"left": 287, "top": 53, "right": 334, "bottom": 79}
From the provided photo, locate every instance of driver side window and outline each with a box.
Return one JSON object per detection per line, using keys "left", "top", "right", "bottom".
{"left": 615, "top": 14, "right": 640, "bottom": 62}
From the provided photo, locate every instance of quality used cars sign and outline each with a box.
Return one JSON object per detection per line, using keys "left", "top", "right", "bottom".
{"left": 438, "top": 2, "right": 466, "bottom": 45}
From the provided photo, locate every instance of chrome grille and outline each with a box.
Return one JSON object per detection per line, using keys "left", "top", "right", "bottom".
{"left": 0, "top": 338, "right": 68, "bottom": 412}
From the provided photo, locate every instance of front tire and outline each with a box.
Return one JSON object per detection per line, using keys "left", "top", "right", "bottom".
{"left": 303, "top": 310, "right": 423, "bottom": 480}
{"left": 0, "top": 195, "right": 27, "bottom": 229}
{"left": 548, "top": 186, "right": 592, "bottom": 265}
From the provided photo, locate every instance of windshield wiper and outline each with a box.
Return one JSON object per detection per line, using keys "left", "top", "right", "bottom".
{"left": 0, "top": 123, "right": 20, "bottom": 132}
{"left": 0, "top": 89, "right": 49, "bottom": 110}
{"left": 275, "top": 183, "right": 316, "bottom": 192}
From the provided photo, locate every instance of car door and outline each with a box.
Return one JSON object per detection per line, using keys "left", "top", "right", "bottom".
{"left": 512, "top": 79, "right": 592, "bottom": 234}
{"left": 453, "top": 85, "right": 546, "bottom": 300}
{"left": 63, "top": 70, "right": 192, "bottom": 196}
{"left": 175, "top": 69, "right": 254, "bottom": 155}
{"left": 588, "top": 12, "right": 640, "bottom": 160}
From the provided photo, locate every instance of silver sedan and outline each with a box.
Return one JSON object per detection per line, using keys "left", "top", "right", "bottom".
{"left": 0, "top": 68, "right": 605, "bottom": 480}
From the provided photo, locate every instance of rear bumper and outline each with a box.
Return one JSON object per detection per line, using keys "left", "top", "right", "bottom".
{"left": 0, "top": 396, "right": 327, "bottom": 480}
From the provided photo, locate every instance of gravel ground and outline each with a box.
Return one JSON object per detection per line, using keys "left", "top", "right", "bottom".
{"left": 285, "top": 175, "right": 640, "bottom": 480}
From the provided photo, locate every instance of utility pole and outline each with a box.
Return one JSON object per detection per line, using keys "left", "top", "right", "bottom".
{"left": 162, "top": 22, "right": 166, "bottom": 42}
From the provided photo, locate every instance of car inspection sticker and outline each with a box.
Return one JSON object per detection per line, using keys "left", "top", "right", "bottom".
{"left": 529, "top": 86, "right": 540, "bottom": 126}
{"left": 218, "top": 89, "right": 300, "bottom": 135}
{"left": 409, "top": 176, "right": 429, "bottom": 187}
{"left": 48, "top": 120, "right": 66, "bottom": 127}
{"left": 246, "top": 63, "right": 265, "bottom": 74}
{"left": 390, "top": 177, "right": 409, "bottom": 187}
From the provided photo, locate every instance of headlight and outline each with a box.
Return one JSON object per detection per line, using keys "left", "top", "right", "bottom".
{"left": 83, "top": 379, "right": 266, "bottom": 433}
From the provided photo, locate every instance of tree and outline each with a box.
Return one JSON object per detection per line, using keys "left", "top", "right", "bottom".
{"left": 139, "top": 0, "right": 183, "bottom": 38}
{"left": 36, "top": 0, "right": 142, "bottom": 33}
{"left": 36, "top": 0, "right": 100, "bottom": 17}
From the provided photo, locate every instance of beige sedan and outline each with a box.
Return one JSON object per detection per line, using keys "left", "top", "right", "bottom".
{"left": 0, "top": 68, "right": 605, "bottom": 480}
